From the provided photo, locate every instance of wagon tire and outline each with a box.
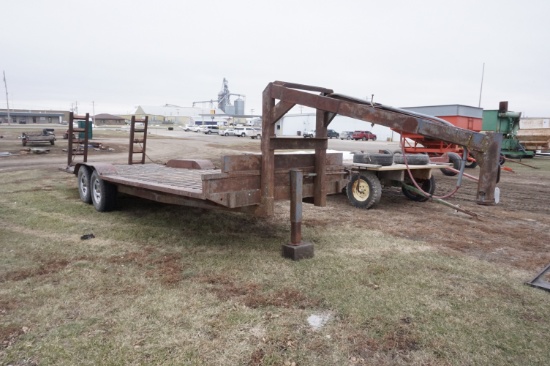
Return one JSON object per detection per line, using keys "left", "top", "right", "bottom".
{"left": 346, "top": 172, "right": 382, "bottom": 209}
{"left": 402, "top": 176, "right": 436, "bottom": 202}
{"left": 465, "top": 159, "right": 477, "bottom": 169}
{"left": 77, "top": 166, "right": 93, "bottom": 204}
{"left": 353, "top": 153, "right": 394, "bottom": 166}
{"left": 90, "top": 171, "right": 117, "bottom": 212}
{"left": 440, "top": 152, "right": 461, "bottom": 176}
{"left": 394, "top": 154, "right": 430, "bottom": 165}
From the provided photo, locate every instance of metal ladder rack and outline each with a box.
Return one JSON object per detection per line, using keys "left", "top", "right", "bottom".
{"left": 128, "top": 116, "right": 149, "bottom": 164}
{"left": 67, "top": 112, "right": 91, "bottom": 167}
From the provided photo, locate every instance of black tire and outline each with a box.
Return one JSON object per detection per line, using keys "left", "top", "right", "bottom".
{"left": 255, "top": 134, "right": 261, "bottom": 139}
{"left": 346, "top": 172, "right": 382, "bottom": 209}
{"left": 353, "top": 153, "right": 394, "bottom": 166}
{"left": 50, "top": 140, "right": 55, "bottom": 145}
{"left": 224, "top": 133, "right": 229, "bottom": 136}
{"left": 90, "top": 171, "right": 117, "bottom": 212}
{"left": 77, "top": 166, "right": 92, "bottom": 204}
{"left": 394, "top": 154, "right": 430, "bottom": 165}
{"left": 393, "top": 149, "right": 403, "bottom": 155}
{"left": 441, "top": 152, "right": 461, "bottom": 176}
{"left": 362, "top": 137, "right": 367, "bottom": 141}
{"left": 402, "top": 176, "right": 436, "bottom": 202}
{"left": 465, "top": 159, "right": 477, "bottom": 169}
{"left": 372, "top": 136, "right": 377, "bottom": 141}
{"left": 207, "top": 130, "right": 211, "bottom": 134}
{"left": 241, "top": 133, "right": 246, "bottom": 137}
{"left": 381, "top": 149, "right": 392, "bottom": 155}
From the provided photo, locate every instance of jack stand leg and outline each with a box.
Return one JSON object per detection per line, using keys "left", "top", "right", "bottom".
{"left": 282, "top": 169, "right": 314, "bottom": 260}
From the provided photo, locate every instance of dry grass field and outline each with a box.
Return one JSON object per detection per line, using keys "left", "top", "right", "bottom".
{"left": 1, "top": 125, "right": 549, "bottom": 365}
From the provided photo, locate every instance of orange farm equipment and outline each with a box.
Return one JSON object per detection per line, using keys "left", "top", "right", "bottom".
{"left": 392, "top": 105, "right": 482, "bottom": 175}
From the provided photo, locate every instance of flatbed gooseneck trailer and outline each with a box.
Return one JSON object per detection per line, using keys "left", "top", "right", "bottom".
{"left": 67, "top": 81, "right": 502, "bottom": 259}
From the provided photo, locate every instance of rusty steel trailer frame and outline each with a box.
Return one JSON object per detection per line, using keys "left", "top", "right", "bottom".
{"left": 69, "top": 81, "right": 502, "bottom": 260}
{"left": 260, "top": 81, "right": 503, "bottom": 209}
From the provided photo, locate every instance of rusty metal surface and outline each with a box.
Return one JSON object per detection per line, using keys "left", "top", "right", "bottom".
{"left": 128, "top": 116, "right": 149, "bottom": 165}
{"left": 262, "top": 81, "right": 502, "bottom": 206}
{"left": 289, "top": 169, "right": 303, "bottom": 245}
{"left": 67, "top": 112, "right": 90, "bottom": 167}
{"left": 166, "top": 159, "right": 215, "bottom": 170}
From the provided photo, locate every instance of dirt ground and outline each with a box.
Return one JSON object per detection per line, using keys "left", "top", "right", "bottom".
{"left": 1, "top": 125, "right": 549, "bottom": 275}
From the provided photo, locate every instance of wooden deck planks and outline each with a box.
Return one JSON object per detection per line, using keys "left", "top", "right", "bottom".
{"left": 102, "top": 164, "right": 220, "bottom": 198}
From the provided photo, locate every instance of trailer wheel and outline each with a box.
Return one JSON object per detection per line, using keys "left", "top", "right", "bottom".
{"left": 393, "top": 154, "right": 430, "bottom": 165}
{"left": 353, "top": 153, "right": 394, "bottom": 166}
{"left": 77, "top": 166, "right": 92, "bottom": 204}
{"left": 441, "top": 152, "right": 461, "bottom": 176}
{"left": 402, "top": 176, "right": 436, "bottom": 202}
{"left": 465, "top": 159, "right": 477, "bottom": 169}
{"left": 90, "top": 171, "right": 117, "bottom": 212}
{"left": 346, "top": 172, "right": 382, "bottom": 209}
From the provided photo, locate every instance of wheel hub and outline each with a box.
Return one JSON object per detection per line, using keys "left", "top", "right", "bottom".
{"left": 352, "top": 180, "right": 370, "bottom": 202}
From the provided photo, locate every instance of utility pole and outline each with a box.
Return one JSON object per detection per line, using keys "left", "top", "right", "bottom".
{"left": 92, "top": 101, "right": 95, "bottom": 125}
{"left": 478, "top": 62, "right": 485, "bottom": 108}
{"left": 3, "top": 71, "right": 10, "bottom": 125}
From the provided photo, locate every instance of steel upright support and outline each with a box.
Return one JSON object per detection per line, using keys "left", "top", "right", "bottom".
{"left": 282, "top": 169, "right": 314, "bottom": 260}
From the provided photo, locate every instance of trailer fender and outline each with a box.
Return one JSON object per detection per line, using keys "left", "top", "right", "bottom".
{"left": 74, "top": 162, "right": 118, "bottom": 177}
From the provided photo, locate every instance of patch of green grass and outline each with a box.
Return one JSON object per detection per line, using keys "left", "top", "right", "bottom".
{"left": 1, "top": 168, "right": 549, "bottom": 365}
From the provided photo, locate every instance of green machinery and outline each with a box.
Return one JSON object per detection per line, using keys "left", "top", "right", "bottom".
{"left": 482, "top": 102, "right": 535, "bottom": 158}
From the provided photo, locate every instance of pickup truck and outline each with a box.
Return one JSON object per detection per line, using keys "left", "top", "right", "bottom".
{"left": 21, "top": 129, "right": 56, "bottom": 146}
{"left": 352, "top": 130, "right": 377, "bottom": 141}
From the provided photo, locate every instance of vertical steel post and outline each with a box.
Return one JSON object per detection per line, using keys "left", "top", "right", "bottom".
{"left": 314, "top": 109, "right": 328, "bottom": 206}
{"left": 259, "top": 84, "right": 275, "bottom": 217}
{"left": 282, "top": 168, "right": 314, "bottom": 260}
{"left": 290, "top": 169, "right": 303, "bottom": 245}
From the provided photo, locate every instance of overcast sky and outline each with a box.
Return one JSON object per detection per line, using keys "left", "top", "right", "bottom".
{"left": 2, "top": 0, "right": 549, "bottom": 119}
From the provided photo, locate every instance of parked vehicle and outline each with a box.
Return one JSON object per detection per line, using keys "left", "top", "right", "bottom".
{"left": 352, "top": 130, "right": 377, "bottom": 141}
{"left": 234, "top": 126, "right": 259, "bottom": 137}
{"left": 181, "top": 124, "right": 200, "bottom": 132}
{"left": 21, "top": 129, "right": 56, "bottom": 146}
{"left": 250, "top": 129, "right": 262, "bottom": 139}
{"left": 222, "top": 128, "right": 237, "bottom": 136}
{"left": 303, "top": 130, "right": 339, "bottom": 138}
{"left": 340, "top": 131, "right": 353, "bottom": 140}
{"left": 327, "top": 129, "right": 340, "bottom": 139}
{"left": 201, "top": 125, "right": 220, "bottom": 134}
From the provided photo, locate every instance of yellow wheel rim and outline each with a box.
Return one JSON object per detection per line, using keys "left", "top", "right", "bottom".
{"left": 352, "top": 179, "right": 370, "bottom": 202}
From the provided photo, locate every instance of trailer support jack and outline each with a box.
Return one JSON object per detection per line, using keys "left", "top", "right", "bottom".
{"left": 282, "top": 169, "right": 314, "bottom": 260}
